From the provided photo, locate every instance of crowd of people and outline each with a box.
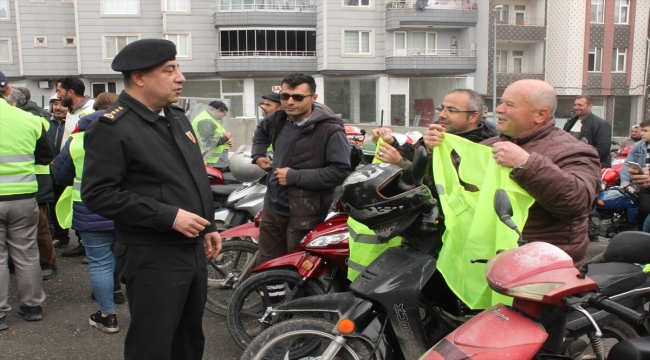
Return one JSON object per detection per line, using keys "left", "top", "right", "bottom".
{"left": 0, "top": 37, "right": 645, "bottom": 359}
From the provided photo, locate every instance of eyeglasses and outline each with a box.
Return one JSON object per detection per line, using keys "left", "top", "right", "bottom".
{"left": 435, "top": 105, "right": 478, "bottom": 115}
{"left": 280, "top": 93, "right": 314, "bottom": 102}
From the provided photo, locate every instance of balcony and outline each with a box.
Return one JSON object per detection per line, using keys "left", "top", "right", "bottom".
{"left": 497, "top": 17, "right": 545, "bottom": 26}
{"left": 496, "top": 67, "right": 545, "bottom": 87}
{"left": 386, "top": 0, "right": 478, "bottom": 30}
{"left": 385, "top": 48, "right": 477, "bottom": 75}
{"left": 214, "top": 2, "right": 316, "bottom": 28}
{"left": 215, "top": 51, "right": 317, "bottom": 75}
{"left": 496, "top": 17, "right": 546, "bottom": 42}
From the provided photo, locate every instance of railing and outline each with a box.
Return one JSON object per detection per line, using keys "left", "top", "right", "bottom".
{"left": 386, "top": 48, "right": 476, "bottom": 57}
{"left": 215, "top": 3, "right": 316, "bottom": 12}
{"left": 496, "top": 66, "right": 545, "bottom": 74}
{"left": 389, "top": 0, "right": 477, "bottom": 10}
{"left": 497, "top": 17, "right": 545, "bottom": 26}
{"left": 217, "top": 50, "right": 316, "bottom": 58}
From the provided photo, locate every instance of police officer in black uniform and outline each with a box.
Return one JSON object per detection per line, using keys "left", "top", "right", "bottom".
{"left": 81, "top": 39, "right": 222, "bottom": 360}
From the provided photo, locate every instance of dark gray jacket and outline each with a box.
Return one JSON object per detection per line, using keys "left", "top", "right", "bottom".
{"left": 563, "top": 113, "right": 612, "bottom": 168}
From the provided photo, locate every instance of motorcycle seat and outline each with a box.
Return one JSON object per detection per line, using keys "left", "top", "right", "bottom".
{"left": 211, "top": 184, "right": 241, "bottom": 196}
{"left": 587, "top": 262, "right": 646, "bottom": 297}
{"left": 608, "top": 337, "right": 650, "bottom": 360}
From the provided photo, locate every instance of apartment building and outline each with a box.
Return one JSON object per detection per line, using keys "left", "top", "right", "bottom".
{"left": 1, "top": 0, "right": 647, "bottom": 131}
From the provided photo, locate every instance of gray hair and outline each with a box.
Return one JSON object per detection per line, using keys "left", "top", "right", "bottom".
{"left": 6, "top": 88, "right": 26, "bottom": 107}
{"left": 530, "top": 85, "right": 557, "bottom": 116}
{"left": 14, "top": 86, "right": 31, "bottom": 101}
{"left": 449, "top": 88, "right": 485, "bottom": 112}
{"left": 631, "top": 125, "right": 640, "bottom": 130}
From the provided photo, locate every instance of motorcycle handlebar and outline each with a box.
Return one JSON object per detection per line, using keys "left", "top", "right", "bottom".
{"left": 588, "top": 294, "right": 646, "bottom": 326}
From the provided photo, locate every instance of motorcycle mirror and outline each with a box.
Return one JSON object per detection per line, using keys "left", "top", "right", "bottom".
{"left": 602, "top": 231, "right": 650, "bottom": 264}
{"left": 411, "top": 146, "right": 430, "bottom": 187}
{"left": 360, "top": 129, "right": 366, "bottom": 135}
{"left": 494, "top": 189, "right": 524, "bottom": 246}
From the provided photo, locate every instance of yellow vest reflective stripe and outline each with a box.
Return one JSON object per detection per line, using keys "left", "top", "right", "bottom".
{"left": 191, "top": 110, "right": 227, "bottom": 164}
{"left": 34, "top": 118, "right": 50, "bottom": 175}
{"left": 69, "top": 133, "right": 85, "bottom": 202}
{"left": 0, "top": 99, "right": 40, "bottom": 196}
{"left": 347, "top": 218, "right": 402, "bottom": 281}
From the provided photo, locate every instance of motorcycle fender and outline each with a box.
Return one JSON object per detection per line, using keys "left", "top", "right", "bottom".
{"left": 273, "top": 292, "right": 375, "bottom": 328}
{"left": 251, "top": 251, "right": 305, "bottom": 273}
{"left": 214, "top": 208, "right": 230, "bottom": 222}
{"left": 219, "top": 222, "right": 260, "bottom": 241}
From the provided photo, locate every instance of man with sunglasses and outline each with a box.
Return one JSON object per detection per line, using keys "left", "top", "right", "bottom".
{"left": 251, "top": 73, "right": 352, "bottom": 267}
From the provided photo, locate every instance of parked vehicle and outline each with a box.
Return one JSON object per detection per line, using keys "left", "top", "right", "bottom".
{"left": 589, "top": 185, "right": 639, "bottom": 239}
{"left": 420, "top": 194, "right": 650, "bottom": 360}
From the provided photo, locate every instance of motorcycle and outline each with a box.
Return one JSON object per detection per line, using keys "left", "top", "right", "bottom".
{"left": 420, "top": 192, "right": 650, "bottom": 360}
{"left": 589, "top": 184, "right": 639, "bottom": 239}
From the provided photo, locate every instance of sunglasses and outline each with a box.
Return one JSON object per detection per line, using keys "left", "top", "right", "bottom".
{"left": 280, "top": 93, "right": 314, "bottom": 102}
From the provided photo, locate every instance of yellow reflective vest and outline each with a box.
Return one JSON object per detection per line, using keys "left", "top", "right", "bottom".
{"left": 55, "top": 132, "right": 84, "bottom": 228}
{"left": 191, "top": 110, "right": 227, "bottom": 164}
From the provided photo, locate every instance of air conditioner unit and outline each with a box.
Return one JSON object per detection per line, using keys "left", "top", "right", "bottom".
{"left": 38, "top": 81, "right": 52, "bottom": 89}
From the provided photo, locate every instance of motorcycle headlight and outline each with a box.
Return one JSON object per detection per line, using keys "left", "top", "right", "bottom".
{"left": 506, "top": 283, "right": 564, "bottom": 301}
{"left": 306, "top": 233, "right": 349, "bottom": 248}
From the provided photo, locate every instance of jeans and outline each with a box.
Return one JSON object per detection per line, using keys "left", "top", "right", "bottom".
{"left": 79, "top": 230, "right": 116, "bottom": 314}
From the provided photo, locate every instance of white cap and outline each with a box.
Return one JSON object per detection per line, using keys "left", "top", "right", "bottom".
{"left": 49, "top": 92, "right": 61, "bottom": 103}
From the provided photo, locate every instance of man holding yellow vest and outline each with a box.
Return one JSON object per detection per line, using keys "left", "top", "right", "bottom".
{"left": 0, "top": 72, "right": 55, "bottom": 330}
{"left": 191, "top": 100, "right": 233, "bottom": 165}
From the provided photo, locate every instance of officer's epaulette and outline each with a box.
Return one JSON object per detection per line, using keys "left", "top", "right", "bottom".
{"left": 169, "top": 104, "right": 186, "bottom": 113}
{"left": 100, "top": 104, "right": 128, "bottom": 123}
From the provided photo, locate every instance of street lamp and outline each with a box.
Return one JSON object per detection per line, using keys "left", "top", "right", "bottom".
{"left": 493, "top": 4, "right": 502, "bottom": 122}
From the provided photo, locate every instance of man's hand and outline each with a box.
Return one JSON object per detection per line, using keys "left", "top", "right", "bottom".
{"left": 275, "top": 167, "right": 290, "bottom": 185}
{"left": 377, "top": 142, "right": 402, "bottom": 165}
{"left": 256, "top": 157, "right": 273, "bottom": 172}
{"left": 423, "top": 124, "right": 445, "bottom": 154}
{"left": 204, "top": 231, "right": 222, "bottom": 259}
{"left": 173, "top": 209, "right": 210, "bottom": 238}
{"left": 492, "top": 142, "right": 530, "bottom": 168}
{"left": 628, "top": 167, "right": 650, "bottom": 189}
{"left": 371, "top": 128, "right": 394, "bottom": 145}
{"left": 225, "top": 132, "right": 234, "bottom": 148}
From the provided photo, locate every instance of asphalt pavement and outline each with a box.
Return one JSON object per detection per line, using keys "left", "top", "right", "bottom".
{"left": 1, "top": 236, "right": 610, "bottom": 359}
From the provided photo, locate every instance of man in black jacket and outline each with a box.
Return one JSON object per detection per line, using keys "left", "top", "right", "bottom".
{"left": 563, "top": 95, "right": 612, "bottom": 168}
{"left": 81, "top": 39, "right": 221, "bottom": 360}
{"left": 251, "top": 73, "right": 351, "bottom": 266}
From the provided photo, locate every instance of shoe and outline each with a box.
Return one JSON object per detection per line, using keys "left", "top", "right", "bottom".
{"left": 62, "top": 244, "right": 85, "bottom": 257}
{"left": 17, "top": 305, "right": 43, "bottom": 321}
{"left": 89, "top": 310, "right": 119, "bottom": 334}
{"left": 52, "top": 238, "right": 70, "bottom": 249}
{"left": 81, "top": 257, "right": 89, "bottom": 264}
{"left": 91, "top": 289, "right": 126, "bottom": 305}
{"left": 0, "top": 316, "right": 7, "bottom": 331}
{"left": 42, "top": 269, "right": 57, "bottom": 281}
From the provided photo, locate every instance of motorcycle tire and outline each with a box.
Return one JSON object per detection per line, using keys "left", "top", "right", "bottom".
{"left": 227, "top": 268, "right": 327, "bottom": 349}
{"left": 240, "top": 318, "right": 374, "bottom": 360}
{"left": 568, "top": 319, "right": 639, "bottom": 359}
{"left": 205, "top": 239, "right": 258, "bottom": 316}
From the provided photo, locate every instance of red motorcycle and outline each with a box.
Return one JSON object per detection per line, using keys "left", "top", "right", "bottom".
{"left": 602, "top": 142, "right": 633, "bottom": 186}
{"left": 226, "top": 210, "right": 351, "bottom": 349}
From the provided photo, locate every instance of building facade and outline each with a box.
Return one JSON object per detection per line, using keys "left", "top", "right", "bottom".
{"left": 0, "top": 0, "right": 648, "bottom": 131}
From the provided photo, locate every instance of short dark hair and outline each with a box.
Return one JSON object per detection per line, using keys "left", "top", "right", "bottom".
{"left": 209, "top": 100, "right": 228, "bottom": 112}
{"left": 56, "top": 76, "right": 85, "bottom": 97}
{"left": 122, "top": 67, "right": 156, "bottom": 89}
{"left": 15, "top": 87, "right": 31, "bottom": 101}
{"left": 282, "top": 73, "right": 316, "bottom": 94}
{"left": 639, "top": 120, "right": 650, "bottom": 128}
{"left": 576, "top": 95, "right": 592, "bottom": 105}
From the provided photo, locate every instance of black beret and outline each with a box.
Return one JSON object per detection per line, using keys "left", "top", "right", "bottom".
{"left": 262, "top": 93, "right": 281, "bottom": 104}
{"left": 111, "top": 39, "right": 177, "bottom": 72}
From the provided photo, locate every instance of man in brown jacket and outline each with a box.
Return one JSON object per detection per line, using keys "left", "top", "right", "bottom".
{"left": 425, "top": 79, "right": 600, "bottom": 267}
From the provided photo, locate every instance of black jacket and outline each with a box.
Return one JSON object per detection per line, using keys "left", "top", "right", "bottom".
{"left": 81, "top": 91, "right": 217, "bottom": 245}
{"left": 19, "top": 100, "right": 52, "bottom": 119}
{"left": 563, "top": 113, "right": 612, "bottom": 168}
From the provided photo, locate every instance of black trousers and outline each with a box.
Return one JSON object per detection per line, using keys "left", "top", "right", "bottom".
{"left": 114, "top": 241, "right": 207, "bottom": 360}
{"left": 255, "top": 201, "right": 310, "bottom": 266}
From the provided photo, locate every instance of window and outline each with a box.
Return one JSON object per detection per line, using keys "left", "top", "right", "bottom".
{"left": 63, "top": 36, "right": 76, "bottom": 47}
{"left": 496, "top": 50, "right": 507, "bottom": 72}
{"left": 103, "top": 0, "right": 139, "bottom": 15}
{"left": 411, "top": 32, "right": 436, "bottom": 55}
{"left": 614, "top": 0, "right": 629, "bottom": 24}
{"left": 219, "top": 29, "right": 316, "bottom": 57}
{"left": 512, "top": 50, "right": 524, "bottom": 73}
{"left": 33, "top": 36, "right": 48, "bottom": 48}
{"left": 163, "top": 0, "right": 187, "bottom": 12}
{"left": 497, "top": 4, "right": 509, "bottom": 24}
{"left": 612, "top": 48, "right": 626, "bottom": 72}
{"left": 91, "top": 82, "right": 117, "bottom": 98}
{"left": 324, "top": 78, "right": 377, "bottom": 124}
{"left": 344, "top": 0, "right": 370, "bottom": 6}
{"left": 394, "top": 32, "right": 406, "bottom": 56}
{"left": 344, "top": 30, "right": 371, "bottom": 55}
{"left": 514, "top": 5, "right": 525, "bottom": 25}
{"left": 217, "top": 0, "right": 316, "bottom": 12}
{"left": 0, "top": 0, "right": 8, "bottom": 20}
{"left": 165, "top": 34, "right": 190, "bottom": 58}
{"left": 588, "top": 47, "right": 602, "bottom": 72}
{"left": 104, "top": 35, "right": 139, "bottom": 60}
{"left": 0, "top": 38, "right": 11, "bottom": 63}
{"left": 591, "top": 0, "right": 604, "bottom": 23}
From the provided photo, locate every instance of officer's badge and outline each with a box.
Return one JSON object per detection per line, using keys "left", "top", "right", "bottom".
{"left": 104, "top": 113, "right": 114, "bottom": 119}
{"left": 185, "top": 131, "right": 196, "bottom": 143}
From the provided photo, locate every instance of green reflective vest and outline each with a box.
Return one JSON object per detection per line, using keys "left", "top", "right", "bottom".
{"left": 55, "top": 132, "right": 84, "bottom": 228}
{"left": 34, "top": 118, "right": 50, "bottom": 175}
{"left": 346, "top": 138, "right": 402, "bottom": 281}
{"left": 0, "top": 98, "right": 40, "bottom": 196}
{"left": 191, "top": 110, "right": 227, "bottom": 164}
{"left": 433, "top": 133, "right": 535, "bottom": 310}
